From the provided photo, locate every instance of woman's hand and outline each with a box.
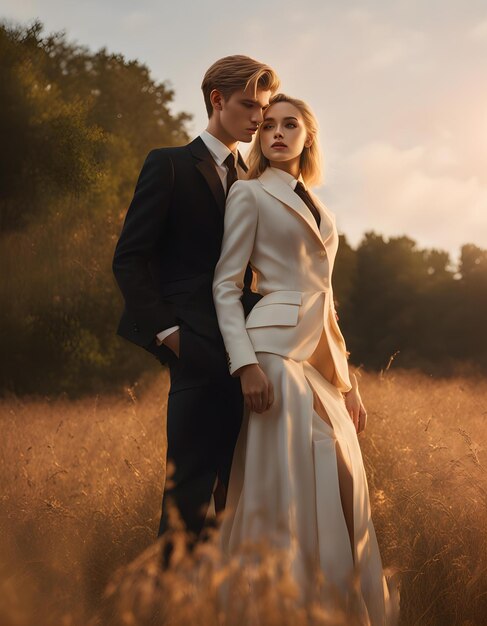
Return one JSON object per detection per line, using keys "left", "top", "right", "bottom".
{"left": 237, "top": 363, "right": 274, "bottom": 413}
{"left": 344, "top": 383, "right": 367, "bottom": 434}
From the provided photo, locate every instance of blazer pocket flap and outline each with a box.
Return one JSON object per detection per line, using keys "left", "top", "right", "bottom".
{"left": 245, "top": 302, "right": 299, "bottom": 329}
{"left": 253, "top": 290, "right": 302, "bottom": 308}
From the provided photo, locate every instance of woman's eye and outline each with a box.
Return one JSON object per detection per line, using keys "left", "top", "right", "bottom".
{"left": 262, "top": 124, "right": 273, "bottom": 130}
{"left": 286, "top": 123, "right": 297, "bottom": 128}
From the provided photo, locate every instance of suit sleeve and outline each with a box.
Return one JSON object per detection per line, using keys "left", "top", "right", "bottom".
{"left": 112, "top": 149, "right": 177, "bottom": 346}
{"left": 212, "top": 181, "right": 260, "bottom": 375}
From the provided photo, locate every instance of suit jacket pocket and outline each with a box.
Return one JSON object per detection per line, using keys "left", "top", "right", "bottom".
{"left": 245, "top": 290, "right": 302, "bottom": 329}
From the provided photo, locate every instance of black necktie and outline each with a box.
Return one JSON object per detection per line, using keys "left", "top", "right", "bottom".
{"left": 224, "top": 153, "right": 238, "bottom": 196}
{"left": 294, "top": 181, "right": 321, "bottom": 228}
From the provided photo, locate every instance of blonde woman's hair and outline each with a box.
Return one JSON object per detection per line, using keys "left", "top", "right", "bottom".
{"left": 246, "top": 93, "right": 323, "bottom": 187}
{"left": 201, "top": 55, "right": 280, "bottom": 118}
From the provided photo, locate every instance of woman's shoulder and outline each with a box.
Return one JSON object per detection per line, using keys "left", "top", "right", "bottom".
{"left": 227, "top": 178, "right": 261, "bottom": 202}
{"left": 233, "top": 177, "right": 261, "bottom": 190}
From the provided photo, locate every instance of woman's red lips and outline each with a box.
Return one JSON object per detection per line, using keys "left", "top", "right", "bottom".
{"left": 272, "top": 142, "right": 287, "bottom": 147}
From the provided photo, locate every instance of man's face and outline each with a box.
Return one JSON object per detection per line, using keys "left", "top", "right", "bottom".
{"left": 216, "top": 86, "right": 272, "bottom": 143}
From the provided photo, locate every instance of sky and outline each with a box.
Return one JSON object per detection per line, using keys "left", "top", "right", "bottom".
{"left": 2, "top": 0, "right": 487, "bottom": 262}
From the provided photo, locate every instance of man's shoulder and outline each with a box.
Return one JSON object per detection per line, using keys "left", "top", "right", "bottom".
{"left": 141, "top": 142, "right": 198, "bottom": 177}
{"left": 148, "top": 143, "right": 192, "bottom": 159}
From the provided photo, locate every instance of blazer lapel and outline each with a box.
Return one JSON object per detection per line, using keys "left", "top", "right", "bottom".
{"left": 258, "top": 168, "right": 330, "bottom": 248}
{"left": 189, "top": 136, "right": 226, "bottom": 215}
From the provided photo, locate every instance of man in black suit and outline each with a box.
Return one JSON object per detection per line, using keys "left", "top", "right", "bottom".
{"left": 112, "top": 55, "right": 280, "bottom": 564}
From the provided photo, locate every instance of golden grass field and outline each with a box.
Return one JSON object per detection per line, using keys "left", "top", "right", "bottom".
{"left": 1, "top": 367, "right": 486, "bottom": 625}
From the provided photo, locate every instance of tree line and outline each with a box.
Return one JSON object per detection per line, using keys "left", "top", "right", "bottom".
{"left": 0, "top": 20, "right": 485, "bottom": 396}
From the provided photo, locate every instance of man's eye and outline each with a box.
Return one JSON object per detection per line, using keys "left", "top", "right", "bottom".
{"left": 242, "top": 103, "right": 253, "bottom": 109}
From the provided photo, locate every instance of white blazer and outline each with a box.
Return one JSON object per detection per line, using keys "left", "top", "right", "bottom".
{"left": 212, "top": 166, "right": 352, "bottom": 393}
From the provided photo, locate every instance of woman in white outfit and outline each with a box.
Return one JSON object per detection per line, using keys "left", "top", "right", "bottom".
{"left": 212, "top": 93, "right": 398, "bottom": 624}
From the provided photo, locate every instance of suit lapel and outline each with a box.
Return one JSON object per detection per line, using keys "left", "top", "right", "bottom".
{"left": 258, "top": 168, "right": 333, "bottom": 247}
{"left": 189, "top": 136, "right": 226, "bottom": 215}
{"left": 188, "top": 137, "right": 249, "bottom": 215}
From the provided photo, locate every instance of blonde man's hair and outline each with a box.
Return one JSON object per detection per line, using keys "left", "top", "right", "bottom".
{"left": 201, "top": 55, "right": 280, "bottom": 118}
{"left": 246, "top": 93, "right": 323, "bottom": 187}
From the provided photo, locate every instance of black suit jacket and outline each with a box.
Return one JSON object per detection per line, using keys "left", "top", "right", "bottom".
{"left": 112, "top": 136, "right": 261, "bottom": 383}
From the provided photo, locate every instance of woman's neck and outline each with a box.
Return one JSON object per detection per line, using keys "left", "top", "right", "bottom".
{"left": 269, "top": 156, "right": 300, "bottom": 180}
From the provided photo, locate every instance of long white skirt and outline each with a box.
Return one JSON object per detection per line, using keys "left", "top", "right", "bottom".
{"left": 218, "top": 352, "right": 399, "bottom": 625}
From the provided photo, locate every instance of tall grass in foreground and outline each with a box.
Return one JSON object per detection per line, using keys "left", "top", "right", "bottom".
{"left": 0, "top": 369, "right": 485, "bottom": 625}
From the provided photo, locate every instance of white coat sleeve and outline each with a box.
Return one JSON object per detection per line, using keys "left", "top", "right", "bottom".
{"left": 212, "top": 181, "right": 260, "bottom": 376}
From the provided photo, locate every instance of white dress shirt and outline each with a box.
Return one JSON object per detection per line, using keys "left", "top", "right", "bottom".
{"left": 267, "top": 165, "right": 306, "bottom": 191}
{"left": 155, "top": 131, "right": 238, "bottom": 345}
{"left": 199, "top": 129, "right": 238, "bottom": 190}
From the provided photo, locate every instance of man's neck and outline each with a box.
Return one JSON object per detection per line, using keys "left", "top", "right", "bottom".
{"left": 204, "top": 123, "right": 238, "bottom": 153}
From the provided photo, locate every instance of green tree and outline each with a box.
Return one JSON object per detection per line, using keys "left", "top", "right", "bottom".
{"left": 0, "top": 22, "right": 104, "bottom": 232}
{"left": 0, "top": 20, "right": 192, "bottom": 395}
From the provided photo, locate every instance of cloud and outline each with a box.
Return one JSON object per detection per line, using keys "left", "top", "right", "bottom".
{"left": 2, "top": 0, "right": 485, "bottom": 260}
{"left": 339, "top": 8, "right": 429, "bottom": 73}
{"left": 1, "top": 1, "right": 38, "bottom": 23}
{"left": 120, "top": 11, "right": 150, "bottom": 34}
{"left": 358, "top": 33, "right": 428, "bottom": 72}
{"left": 334, "top": 141, "right": 487, "bottom": 256}
{"left": 470, "top": 18, "right": 487, "bottom": 42}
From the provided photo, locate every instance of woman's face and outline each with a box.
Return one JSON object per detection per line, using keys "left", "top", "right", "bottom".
{"left": 259, "top": 101, "right": 310, "bottom": 164}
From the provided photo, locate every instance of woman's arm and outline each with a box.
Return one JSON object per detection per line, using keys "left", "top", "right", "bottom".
{"left": 213, "top": 181, "right": 274, "bottom": 413}
{"left": 212, "top": 181, "right": 260, "bottom": 376}
{"left": 333, "top": 289, "right": 366, "bottom": 433}
{"left": 343, "top": 367, "right": 368, "bottom": 434}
